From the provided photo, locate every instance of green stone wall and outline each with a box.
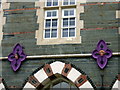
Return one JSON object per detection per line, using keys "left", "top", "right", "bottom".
{"left": 1, "top": 2, "right": 120, "bottom": 90}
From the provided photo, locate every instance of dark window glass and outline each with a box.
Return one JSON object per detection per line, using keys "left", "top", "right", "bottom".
{"left": 53, "top": 0, "right": 58, "bottom": 6}
{"left": 69, "top": 18, "right": 75, "bottom": 26}
{"left": 52, "top": 19, "right": 57, "bottom": 27}
{"left": 70, "top": 0, "right": 75, "bottom": 5}
{"left": 45, "top": 19, "right": 51, "bottom": 28}
{"left": 47, "top": 0, "right": 52, "bottom": 6}
{"left": 52, "top": 82, "right": 78, "bottom": 89}
{"left": 63, "top": 0, "right": 68, "bottom": 5}
{"left": 69, "top": 28, "right": 75, "bottom": 37}
{"left": 45, "top": 29, "right": 50, "bottom": 38}
{"left": 47, "top": 12, "right": 51, "bottom": 17}
{"left": 61, "top": 82, "right": 70, "bottom": 88}
{"left": 51, "top": 29, "right": 57, "bottom": 38}
{"left": 64, "top": 10, "right": 68, "bottom": 16}
{"left": 63, "top": 18, "right": 68, "bottom": 27}
{"left": 52, "top": 11, "right": 57, "bottom": 16}
{"left": 70, "top": 10, "right": 74, "bottom": 16}
{"left": 63, "top": 28, "right": 68, "bottom": 37}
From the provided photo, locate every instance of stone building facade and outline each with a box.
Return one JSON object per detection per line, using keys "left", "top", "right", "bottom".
{"left": 0, "top": 0, "right": 120, "bottom": 90}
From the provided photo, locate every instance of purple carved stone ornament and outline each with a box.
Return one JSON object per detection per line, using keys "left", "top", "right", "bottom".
{"left": 8, "top": 44, "right": 26, "bottom": 71}
{"left": 92, "top": 40, "right": 112, "bottom": 69}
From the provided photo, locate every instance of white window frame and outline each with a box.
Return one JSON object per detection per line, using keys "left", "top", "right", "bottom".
{"left": 62, "top": 28, "right": 76, "bottom": 38}
{"left": 62, "top": 0, "right": 76, "bottom": 6}
{"left": 45, "top": 0, "right": 59, "bottom": 7}
{"left": 44, "top": 10, "right": 58, "bottom": 39}
{"left": 61, "top": 8, "right": 76, "bottom": 38}
{"left": 44, "top": 29, "right": 58, "bottom": 39}
{"left": 62, "top": 8, "right": 76, "bottom": 18}
{"left": 45, "top": 10, "right": 58, "bottom": 19}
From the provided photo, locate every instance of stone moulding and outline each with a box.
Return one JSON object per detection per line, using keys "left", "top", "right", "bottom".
{"left": 0, "top": 52, "right": 119, "bottom": 60}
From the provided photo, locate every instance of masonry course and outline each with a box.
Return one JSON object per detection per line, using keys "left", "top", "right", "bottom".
{"left": 1, "top": 1, "right": 119, "bottom": 90}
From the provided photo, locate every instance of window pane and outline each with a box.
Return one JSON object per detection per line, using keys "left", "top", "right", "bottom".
{"left": 70, "top": 10, "right": 74, "bottom": 16}
{"left": 47, "top": 12, "right": 51, "bottom": 17}
{"left": 69, "top": 28, "right": 75, "bottom": 37}
{"left": 53, "top": 0, "right": 58, "bottom": 6}
{"left": 69, "top": 18, "right": 75, "bottom": 26}
{"left": 47, "top": 0, "right": 52, "bottom": 6}
{"left": 52, "top": 82, "right": 78, "bottom": 89}
{"left": 61, "top": 82, "right": 70, "bottom": 88}
{"left": 52, "top": 11, "right": 57, "bottom": 17}
{"left": 51, "top": 29, "right": 57, "bottom": 38}
{"left": 64, "top": 10, "right": 68, "bottom": 16}
{"left": 45, "top": 19, "right": 51, "bottom": 28}
{"left": 53, "top": 83, "right": 61, "bottom": 88}
{"left": 63, "top": 18, "right": 68, "bottom": 27}
{"left": 63, "top": 0, "right": 68, "bottom": 5}
{"left": 70, "top": 0, "right": 75, "bottom": 5}
{"left": 45, "top": 29, "right": 50, "bottom": 38}
{"left": 52, "top": 19, "right": 57, "bottom": 27}
{"left": 63, "top": 28, "right": 68, "bottom": 37}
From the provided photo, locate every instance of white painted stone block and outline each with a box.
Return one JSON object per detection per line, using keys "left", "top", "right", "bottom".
{"left": 67, "top": 68, "right": 81, "bottom": 82}
{"left": 23, "top": 82, "right": 35, "bottom": 89}
{"left": 50, "top": 61, "right": 65, "bottom": 74}
{"left": 34, "top": 68, "right": 48, "bottom": 83}
{"left": 0, "top": 83, "right": 5, "bottom": 90}
{"left": 112, "top": 80, "right": 120, "bottom": 90}
{"left": 79, "top": 81, "right": 93, "bottom": 89}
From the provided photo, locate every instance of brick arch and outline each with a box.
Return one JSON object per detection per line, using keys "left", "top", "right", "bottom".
{"left": 111, "top": 74, "right": 120, "bottom": 90}
{"left": 23, "top": 61, "right": 96, "bottom": 90}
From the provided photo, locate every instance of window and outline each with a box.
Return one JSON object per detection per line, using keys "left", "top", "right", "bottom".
{"left": 44, "top": 10, "right": 58, "bottom": 38}
{"left": 46, "top": 0, "right": 58, "bottom": 6}
{"left": 45, "top": 10, "right": 58, "bottom": 18}
{"left": 63, "top": 0, "right": 76, "bottom": 5}
{"left": 40, "top": 77, "right": 79, "bottom": 89}
{"left": 62, "top": 9, "right": 76, "bottom": 37}
{"left": 36, "top": 0, "right": 81, "bottom": 45}
{"left": 53, "top": 82, "right": 78, "bottom": 89}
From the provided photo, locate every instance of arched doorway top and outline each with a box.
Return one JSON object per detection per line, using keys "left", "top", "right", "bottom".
{"left": 23, "top": 61, "right": 96, "bottom": 90}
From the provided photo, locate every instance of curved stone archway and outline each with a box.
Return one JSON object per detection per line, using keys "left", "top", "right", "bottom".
{"left": 23, "top": 61, "right": 96, "bottom": 90}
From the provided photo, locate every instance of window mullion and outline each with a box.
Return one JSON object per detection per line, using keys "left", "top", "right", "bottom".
{"left": 52, "top": 0, "right": 53, "bottom": 6}
{"left": 50, "top": 29, "right": 51, "bottom": 38}
{"left": 68, "top": 10, "right": 70, "bottom": 16}
{"left": 50, "top": 19, "right": 52, "bottom": 38}
{"left": 68, "top": 28, "right": 70, "bottom": 37}
{"left": 69, "top": 0, "right": 70, "bottom": 5}
{"left": 68, "top": 18, "right": 70, "bottom": 37}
